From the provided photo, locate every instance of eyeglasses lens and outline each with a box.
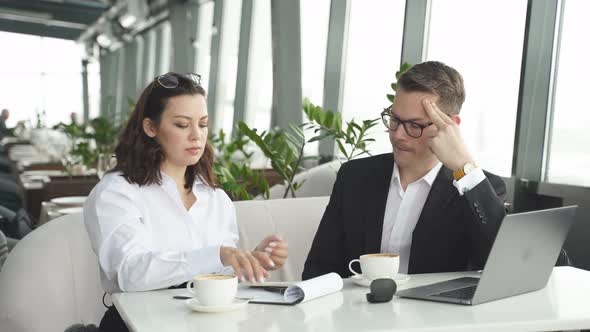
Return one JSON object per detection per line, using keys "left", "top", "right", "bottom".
{"left": 157, "top": 75, "right": 178, "bottom": 88}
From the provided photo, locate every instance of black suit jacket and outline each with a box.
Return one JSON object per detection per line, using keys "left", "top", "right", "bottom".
{"left": 302, "top": 153, "right": 506, "bottom": 280}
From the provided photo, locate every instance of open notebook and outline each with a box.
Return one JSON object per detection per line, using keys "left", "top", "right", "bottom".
{"left": 237, "top": 273, "right": 343, "bottom": 305}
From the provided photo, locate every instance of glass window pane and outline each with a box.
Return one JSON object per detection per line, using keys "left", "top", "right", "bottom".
{"left": 142, "top": 29, "right": 157, "bottom": 85}
{"left": 246, "top": 0, "right": 273, "bottom": 132}
{"left": 300, "top": 0, "right": 330, "bottom": 106}
{"left": 40, "top": 37, "right": 85, "bottom": 74}
{"left": 300, "top": 0, "right": 330, "bottom": 157}
{"left": 0, "top": 32, "right": 88, "bottom": 128}
{"left": 546, "top": 0, "right": 590, "bottom": 186}
{"left": 218, "top": 0, "right": 243, "bottom": 134}
{"left": 0, "top": 73, "right": 43, "bottom": 127}
{"left": 341, "top": 0, "right": 406, "bottom": 156}
{"left": 155, "top": 22, "right": 172, "bottom": 74}
{"left": 43, "top": 73, "right": 83, "bottom": 125}
{"left": 426, "top": 0, "right": 527, "bottom": 177}
{"left": 195, "top": 2, "right": 215, "bottom": 88}
{"left": 0, "top": 32, "right": 42, "bottom": 74}
{"left": 88, "top": 60, "right": 101, "bottom": 120}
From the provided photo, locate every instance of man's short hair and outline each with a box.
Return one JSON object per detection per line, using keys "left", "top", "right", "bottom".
{"left": 397, "top": 61, "right": 465, "bottom": 115}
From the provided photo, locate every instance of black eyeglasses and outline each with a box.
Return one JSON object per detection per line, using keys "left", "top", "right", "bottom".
{"left": 154, "top": 72, "right": 202, "bottom": 89}
{"left": 380, "top": 108, "right": 432, "bottom": 138}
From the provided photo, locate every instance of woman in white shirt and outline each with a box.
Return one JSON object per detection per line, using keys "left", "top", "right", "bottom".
{"left": 84, "top": 73, "right": 288, "bottom": 331}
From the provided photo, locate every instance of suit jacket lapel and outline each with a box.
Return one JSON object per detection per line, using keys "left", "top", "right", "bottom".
{"left": 419, "top": 166, "right": 457, "bottom": 222}
{"left": 408, "top": 166, "right": 458, "bottom": 269}
{"left": 363, "top": 154, "right": 394, "bottom": 254}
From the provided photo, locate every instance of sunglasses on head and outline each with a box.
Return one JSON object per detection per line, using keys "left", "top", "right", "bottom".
{"left": 154, "top": 72, "right": 202, "bottom": 89}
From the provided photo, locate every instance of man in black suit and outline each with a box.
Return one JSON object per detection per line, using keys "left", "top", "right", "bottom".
{"left": 303, "top": 61, "right": 506, "bottom": 280}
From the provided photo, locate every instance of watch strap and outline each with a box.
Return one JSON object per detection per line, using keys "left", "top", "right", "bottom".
{"left": 453, "top": 162, "right": 477, "bottom": 181}
{"left": 453, "top": 168, "right": 466, "bottom": 181}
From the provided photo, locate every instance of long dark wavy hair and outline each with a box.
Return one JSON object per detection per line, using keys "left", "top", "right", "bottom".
{"left": 111, "top": 73, "right": 218, "bottom": 190}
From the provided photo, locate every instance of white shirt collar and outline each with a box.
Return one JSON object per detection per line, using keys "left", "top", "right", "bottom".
{"left": 392, "top": 161, "right": 443, "bottom": 188}
{"left": 160, "top": 170, "right": 204, "bottom": 190}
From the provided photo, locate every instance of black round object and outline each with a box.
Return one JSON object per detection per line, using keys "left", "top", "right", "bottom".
{"left": 366, "top": 278, "right": 397, "bottom": 303}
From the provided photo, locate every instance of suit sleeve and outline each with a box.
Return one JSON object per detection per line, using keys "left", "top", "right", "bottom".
{"left": 302, "top": 164, "right": 348, "bottom": 280}
{"left": 462, "top": 173, "right": 507, "bottom": 269}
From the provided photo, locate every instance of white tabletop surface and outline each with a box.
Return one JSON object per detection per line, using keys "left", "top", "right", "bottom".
{"left": 113, "top": 266, "right": 590, "bottom": 332}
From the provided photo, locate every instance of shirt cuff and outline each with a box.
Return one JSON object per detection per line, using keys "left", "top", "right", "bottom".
{"left": 185, "top": 245, "right": 226, "bottom": 277}
{"left": 452, "top": 168, "right": 485, "bottom": 196}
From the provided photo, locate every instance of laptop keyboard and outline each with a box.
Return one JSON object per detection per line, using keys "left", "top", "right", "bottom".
{"left": 433, "top": 285, "right": 477, "bottom": 300}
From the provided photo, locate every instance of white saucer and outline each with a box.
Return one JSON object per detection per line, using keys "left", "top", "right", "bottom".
{"left": 55, "top": 206, "right": 84, "bottom": 215}
{"left": 351, "top": 274, "right": 411, "bottom": 287}
{"left": 50, "top": 196, "right": 87, "bottom": 206}
{"left": 185, "top": 298, "right": 249, "bottom": 313}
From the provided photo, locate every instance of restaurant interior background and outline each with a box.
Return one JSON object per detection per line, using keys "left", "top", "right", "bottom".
{"left": 0, "top": 0, "right": 589, "bottom": 271}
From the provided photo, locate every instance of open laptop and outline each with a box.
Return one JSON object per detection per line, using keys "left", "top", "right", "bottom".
{"left": 396, "top": 205, "right": 577, "bottom": 305}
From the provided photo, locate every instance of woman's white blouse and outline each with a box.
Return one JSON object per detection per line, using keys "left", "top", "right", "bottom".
{"left": 83, "top": 171, "right": 238, "bottom": 293}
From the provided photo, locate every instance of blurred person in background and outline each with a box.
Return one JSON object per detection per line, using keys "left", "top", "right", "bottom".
{"left": 0, "top": 109, "right": 10, "bottom": 141}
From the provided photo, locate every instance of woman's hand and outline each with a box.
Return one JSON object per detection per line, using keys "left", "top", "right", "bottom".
{"left": 255, "top": 235, "right": 289, "bottom": 270}
{"left": 219, "top": 246, "right": 269, "bottom": 283}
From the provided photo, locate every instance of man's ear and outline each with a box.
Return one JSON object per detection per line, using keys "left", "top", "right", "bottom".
{"left": 142, "top": 118, "right": 157, "bottom": 138}
{"left": 450, "top": 115, "right": 461, "bottom": 125}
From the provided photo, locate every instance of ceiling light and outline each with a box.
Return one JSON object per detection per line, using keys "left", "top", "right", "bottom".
{"left": 118, "top": 0, "right": 148, "bottom": 29}
{"left": 118, "top": 13, "right": 137, "bottom": 29}
{"left": 96, "top": 33, "right": 112, "bottom": 48}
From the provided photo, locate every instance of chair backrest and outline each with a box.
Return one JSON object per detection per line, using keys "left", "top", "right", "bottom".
{"left": 0, "top": 196, "right": 330, "bottom": 331}
{"left": 235, "top": 196, "right": 329, "bottom": 281}
{"left": 0, "top": 213, "right": 105, "bottom": 332}
{"left": 266, "top": 160, "right": 340, "bottom": 199}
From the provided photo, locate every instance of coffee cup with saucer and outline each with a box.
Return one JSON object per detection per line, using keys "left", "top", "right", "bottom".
{"left": 348, "top": 253, "right": 410, "bottom": 286}
{"left": 185, "top": 274, "right": 248, "bottom": 313}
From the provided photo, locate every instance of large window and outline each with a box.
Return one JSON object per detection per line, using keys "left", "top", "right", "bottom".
{"left": 426, "top": 0, "right": 527, "bottom": 177}
{"left": 546, "top": 0, "right": 590, "bottom": 187}
{"left": 341, "top": 0, "right": 406, "bottom": 156}
{"left": 0, "top": 32, "right": 94, "bottom": 127}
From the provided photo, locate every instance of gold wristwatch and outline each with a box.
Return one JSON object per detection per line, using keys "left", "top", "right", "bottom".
{"left": 453, "top": 162, "right": 477, "bottom": 181}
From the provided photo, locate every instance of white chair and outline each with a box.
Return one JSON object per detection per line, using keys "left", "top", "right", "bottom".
{"left": 235, "top": 196, "right": 329, "bottom": 281}
{"left": 0, "top": 196, "right": 330, "bottom": 331}
{"left": 266, "top": 160, "right": 341, "bottom": 199}
{"left": 0, "top": 213, "right": 105, "bottom": 332}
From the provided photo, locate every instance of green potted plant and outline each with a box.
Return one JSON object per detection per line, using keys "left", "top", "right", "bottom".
{"left": 303, "top": 99, "right": 380, "bottom": 162}
{"left": 209, "top": 128, "right": 271, "bottom": 200}
{"left": 237, "top": 122, "right": 317, "bottom": 199}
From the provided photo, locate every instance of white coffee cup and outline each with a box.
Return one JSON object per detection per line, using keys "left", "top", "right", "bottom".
{"left": 186, "top": 274, "right": 238, "bottom": 306}
{"left": 348, "top": 253, "right": 400, "bottom": 279}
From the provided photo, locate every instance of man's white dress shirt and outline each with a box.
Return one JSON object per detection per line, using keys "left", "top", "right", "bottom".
{"left": 84, "top": 171, "right": 237, "bottom": 293}
{"left": 380, "top": 162, "right": 485, "bottom": 273}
